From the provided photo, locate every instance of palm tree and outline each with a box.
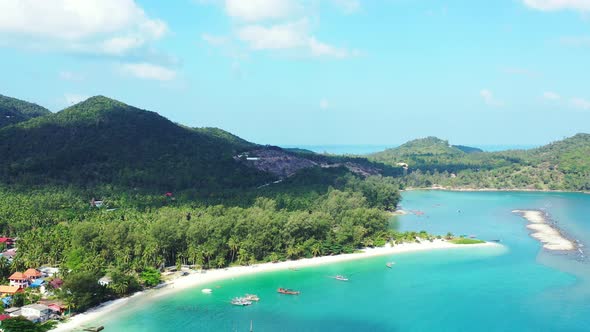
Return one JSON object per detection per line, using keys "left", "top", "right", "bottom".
{"left": 109, "top": 279, "right": 129, "bottom": 296}
{"left": 203, "top": 248, "right": 214, "bottom": 268}
{"left": 228, "top": 237, "right": 239, "bottom": 263}
{"left": 286, "top": 246, "right": 298, "bottom": 259}
{"left": 216, "top": 257, "right": 226, "bottom": 269}
{"left": 311, "top": 243, "right": 322, "bottom": 257}
{"left": 237, "top": 248, "right": 248, "bottom": 265}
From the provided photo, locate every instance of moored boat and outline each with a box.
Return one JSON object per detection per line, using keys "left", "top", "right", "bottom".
{"left": 201, "top": 288, "right": 213, "bottom": 294}
{"left": 231, "top": 297, "right": 253, "bottom": 306}
{"left": 244, "top": 294, "right": 260, "bottom": 301}
{"left": 334, "top": 275, "right": 349, "bottom": 281}
{"left": 386, "top": 262, "right": 395, "bottom": 268}
{"left": 277, "top": 288, "right": 300, "bottom": 295}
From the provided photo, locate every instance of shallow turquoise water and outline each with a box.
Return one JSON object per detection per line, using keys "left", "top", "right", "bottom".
{"left": 92, "top": 191, "right": 590, "bottom": 331}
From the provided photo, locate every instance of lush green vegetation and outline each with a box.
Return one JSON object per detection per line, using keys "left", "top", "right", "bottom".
{"left": 370, "top": 134, "right": 590, "bottom": 191}
{"left": 0, "top": 96, "right": 273, "bottom": 190}
{"left": 449, "top": 238, "right": 485, "bottom": 245}
{"left": 0, "top": 317, "right": 56, "bottom": 332}
{"left": 0, "top": 172, "right": 404, "bottom": 311}
{"left": 0, "top": 94, "right": 51, "bottom": 129}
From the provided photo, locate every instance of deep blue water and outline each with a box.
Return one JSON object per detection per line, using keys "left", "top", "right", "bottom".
{"left": 84, "top": 191, "right": 590, "bottom": 332}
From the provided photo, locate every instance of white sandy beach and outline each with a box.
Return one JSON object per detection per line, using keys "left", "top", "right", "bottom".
{"left": 51, "top": 239, "right": 500, "bottom": 332}
{"left": 513, "top": 210, "right": 575, "bottom": 251}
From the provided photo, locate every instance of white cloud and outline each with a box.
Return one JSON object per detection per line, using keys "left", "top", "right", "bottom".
{"left": 330, "top": 0, "right": 361, "bottom": 14}
{"left": 480, "top": 89, "right": 503, "bottom": 107}
{"left": 0, "top": 0, "right": 167, "bottom": 55}
{"left": 544, "top": 91, "right": 561, "bottom": 100}
{"left": 59, "top": 71, "right": 84, "bottom": 82}
{"left": 522, "top": 0, "right": 590, "bottom": 12}
{"left": 238, "top": 20, "right": 308, "bottom": 49}
{"left": 197, "top": 0, "right": 358, "bottom": 59}
{"left": 320, "top": 98, "right": 330, "bottom": 110}
{"left": 225, "top": 0, "right": 298, "bottom": 21}
{"left": 237, "top": 19, "right": 354, "bottom": 58}
{"left": 120, "top": 63, "right": 177, "bottom": 81}
{"left": 571, "top": 97, "right": 590, "bottom": 110}
{"left": 64, "top": 94, "right": 89, "bottom": 106}
{"left": 309, "top": 37, "right": 351, "bottom": 58}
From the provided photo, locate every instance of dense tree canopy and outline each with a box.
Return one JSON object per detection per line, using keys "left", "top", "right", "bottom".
{"left": 370, "top": 134, "right": 590, "bottom": 191}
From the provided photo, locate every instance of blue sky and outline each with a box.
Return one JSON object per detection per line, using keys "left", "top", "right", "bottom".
{"left": 1, "top": 0, "right": 589, "bottom": 146}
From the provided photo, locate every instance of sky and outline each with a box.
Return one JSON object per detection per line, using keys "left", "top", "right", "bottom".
{"left": 0, "top": 0, "right": 589, "bottom": 147}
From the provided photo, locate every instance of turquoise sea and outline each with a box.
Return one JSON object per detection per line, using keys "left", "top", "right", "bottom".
{"left": 87, "top": 191, "right": 590, "bottom": 331}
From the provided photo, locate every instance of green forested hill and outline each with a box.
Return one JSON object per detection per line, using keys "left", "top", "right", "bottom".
{"left": 0, "top": 93, "right": 51, "bottom": 128}
{"left": 370, "top": 134, "right": 590, "bottom": 191}
{"left": 0, "top": 96, "right": 273, "bottom": 190}
{"left": 370, "top": 137, "right": 515, "bottom": 173}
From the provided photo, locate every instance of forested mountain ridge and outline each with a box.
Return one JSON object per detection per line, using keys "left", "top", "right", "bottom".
{"left": 0, "top": 93, "right": 51, "bottom": 128}
{"left": 0, "top": 95, "right": 401, "bottom": 193}
{"left": 0, "top": 96, "right": 273, "bottom": 190}
{"left": 371, "top": 134, "right": 590, "bottom": 191}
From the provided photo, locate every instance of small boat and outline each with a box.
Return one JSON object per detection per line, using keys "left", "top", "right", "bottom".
{"left": 386, "top": 262, "right": 395, "bottom": 268}
{"left": 334, "top": 275, "right": 349, "bottom": 281}
{"left": 83, "top": 327, "right": 104, "bottom": 332}
{"left": 244, "top": 294, "right": 260, "bottom": 301}
{"left": 231, "top": 297, "right": 252, "bottom": 306}
{"left": 278, "top": 288, "right": 300, "bottom": 295}
{"left": 201, "top": 288, "right": 212, "bottom": 294}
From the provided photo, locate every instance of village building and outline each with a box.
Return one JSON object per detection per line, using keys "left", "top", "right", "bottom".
{"left": 0, "top": 237, "right": 14, "bottom": 248}
{"left": 90, "top": 198, "right": 104, "bottom": 208}
{"left": 49, "top": 278, "right": 63, "bottom": 289}
{"left": 0, "top": 285, "right": 21, "bottom": 296}
{"left": 5, "top": 307, "right": 21, "bottom": 317}
{"left": 1, "top": 248, "right": 16, "bottom": 262}
{"left": 21, "top": 303, "right": 51, "bottom": 322}
{"left": 38, "top": 299, "right": 66, "bottom": 315}
{"left": 98, "top": 276, "right": 112, "bottom": 286}
{"left": 39, "top": 266, "right": 60, "bottom": 277}
{"left": 8, "top": 272, "right": 28, "bottom": 289}
{"left": 24, "top": 268, "right": 43, "bottom": 281}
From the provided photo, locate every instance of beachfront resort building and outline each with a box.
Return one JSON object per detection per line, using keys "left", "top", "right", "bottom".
{"left": 21, "top": 303, "right": 51, "bottom": 322}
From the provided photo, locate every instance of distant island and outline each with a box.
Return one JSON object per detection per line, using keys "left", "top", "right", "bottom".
{"left": 369, "top": 136, "right": 590, "bottom": 192}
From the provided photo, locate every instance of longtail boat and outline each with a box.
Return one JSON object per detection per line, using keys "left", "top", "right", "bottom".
{"left": 277, "top": 288, "right": 300, "bottom": 295}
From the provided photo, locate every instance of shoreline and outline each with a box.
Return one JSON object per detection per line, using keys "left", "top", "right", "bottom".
{"left": 403, "top": 187, "right": 590, "bottom": 194}
{"left": 512, "top": 210, "right": 575, "bottom": 251}
{"left": 51, "top": 240, "right": 501, "bottom": 332}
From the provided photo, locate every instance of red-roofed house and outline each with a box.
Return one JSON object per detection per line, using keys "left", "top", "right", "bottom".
{"left": 0, "top": 285, "right": 22, "bottom": 295}
{"left": 24, "top": 268, "right": 42, "bottom": 281}
{"left": 0, "top": 314, "right": 11, "bottom": 321}
{"left": 0, "top": 237, "right": 14, "bottom": 248}
{"left": 48, "top": 304, "right": 64, "bottom": 314}
{"left": 49, "top": 278, "right": 63, "bottom": 289}
{"left": 9, "top": 272, "right": 28, "bottom": 289}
